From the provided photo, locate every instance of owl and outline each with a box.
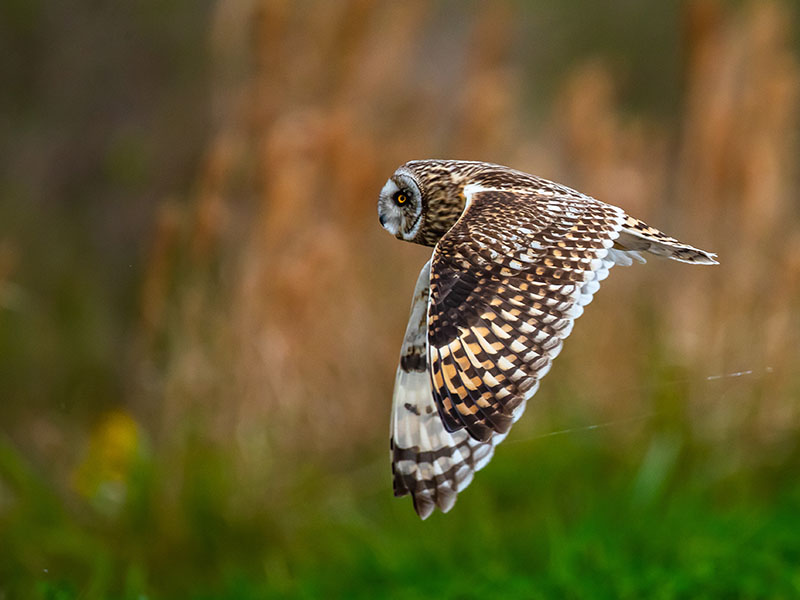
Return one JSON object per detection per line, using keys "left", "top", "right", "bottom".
{"left": 378, "top": 160, "right": 718, "bottom": 519}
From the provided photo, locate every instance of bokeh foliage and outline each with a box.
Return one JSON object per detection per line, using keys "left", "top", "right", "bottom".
{"left": 1, "top": 0, "right": 800, "bottom": 598}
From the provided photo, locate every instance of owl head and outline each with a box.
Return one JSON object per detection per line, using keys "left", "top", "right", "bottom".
{"left": 378, "top": 160, "right": 472, "bottom": 247}
{"left": 377, "top": 166, "right": 425, "bottom": 242}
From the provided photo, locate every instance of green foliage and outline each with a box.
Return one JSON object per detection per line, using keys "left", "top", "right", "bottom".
{"left": 2, "top": 420, "right": 800, "bottom": 599}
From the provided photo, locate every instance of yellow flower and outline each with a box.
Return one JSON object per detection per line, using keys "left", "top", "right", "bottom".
{"left": 73, "top": 410, "right": 141, "bottom": 512}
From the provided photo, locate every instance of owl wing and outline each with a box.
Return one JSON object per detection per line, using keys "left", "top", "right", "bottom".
{"left": 427, "top": 185, "right": 628, "bottom": 442}
{"left": 391, "top": 260, "right": 513, "bottom": 519}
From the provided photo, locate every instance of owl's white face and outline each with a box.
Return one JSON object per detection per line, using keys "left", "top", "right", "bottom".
{"left": 378, "top": 170, "right": 424, "bottom": 241}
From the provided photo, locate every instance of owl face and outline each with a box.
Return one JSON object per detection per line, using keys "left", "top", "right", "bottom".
{"left": 378, "top": 169, "right": 425, "bottom": 242}
{"left": 378, "top": 161, "right": 473, "bottom": 247}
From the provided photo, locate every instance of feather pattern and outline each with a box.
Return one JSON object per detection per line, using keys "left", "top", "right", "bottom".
{"left": 427, "top": 187, "right": 626, "bottom": 440}
{"left": 390, "top": 260, "right": 513, "bottom": 518}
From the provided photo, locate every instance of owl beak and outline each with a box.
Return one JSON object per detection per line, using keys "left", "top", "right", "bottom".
{"left": 379, "top": 214, "right": 387, "bottom": 227}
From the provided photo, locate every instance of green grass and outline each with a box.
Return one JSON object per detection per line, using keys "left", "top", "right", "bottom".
{"left": 2, "top": 420, "right": 799, "bottom": 600}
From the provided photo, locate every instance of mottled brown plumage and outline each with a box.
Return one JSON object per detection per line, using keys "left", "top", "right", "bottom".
{"left": 378, "top": 160, "right": 717, "bottom": 519}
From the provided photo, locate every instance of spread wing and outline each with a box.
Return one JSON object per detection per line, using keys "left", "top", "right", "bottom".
{"left": 390, "top": 260, "right": 518, "bottom": 519}
{"left": 427, "top": 186, "right": 628, "bottom": 442}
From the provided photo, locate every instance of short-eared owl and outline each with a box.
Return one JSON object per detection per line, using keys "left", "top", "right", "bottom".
{"left": 378, "top": 160, "right": 717, "bottom": 519}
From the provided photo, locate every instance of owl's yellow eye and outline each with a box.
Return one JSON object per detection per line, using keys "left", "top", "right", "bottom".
{"left": 393, "top": 191, "right": 408, "bottom": 205}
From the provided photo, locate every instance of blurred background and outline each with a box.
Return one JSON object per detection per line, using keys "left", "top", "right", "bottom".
{"left": 1, "top": 0, "right": 799, "bottom": 597}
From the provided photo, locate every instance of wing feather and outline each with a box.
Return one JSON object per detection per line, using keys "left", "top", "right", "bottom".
{"left": 390, "top": 260, "right": 509, "bottom": 519}
{"left": 427, "top": 187, "right": 627, "bottom": 440}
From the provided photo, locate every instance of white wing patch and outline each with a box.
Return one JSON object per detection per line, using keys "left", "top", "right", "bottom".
{"left": 391, "top": 365, "right": 519, "bottom": 519}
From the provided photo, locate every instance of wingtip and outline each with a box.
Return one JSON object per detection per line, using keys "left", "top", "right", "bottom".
{"left": 695, "top": 252, "right": 719, "bottom": 265}
{"left": 671, "top": 250, "right": 719, "bottom": 265}
{"left": 436, "top": 486, "right": 457, "bottom": 513}
{"left": 412, "top": 493, "right": 435, "bottom": 520}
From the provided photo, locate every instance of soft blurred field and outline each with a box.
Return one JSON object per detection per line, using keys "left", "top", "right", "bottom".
{"left": 2, "top": 0, "right": 800, "bottom": 598}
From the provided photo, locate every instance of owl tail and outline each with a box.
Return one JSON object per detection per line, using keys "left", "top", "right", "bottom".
{"left": 615, "top": 215, "right": 719, "bottom": 265}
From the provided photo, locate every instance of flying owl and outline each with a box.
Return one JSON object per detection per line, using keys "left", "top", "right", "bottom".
{"left": 377, "top": 159, "right": 717, "bottom": 519}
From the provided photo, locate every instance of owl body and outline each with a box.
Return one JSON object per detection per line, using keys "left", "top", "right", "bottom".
{"left": 378, "top": 160, "right": 717, "bottom": 519}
